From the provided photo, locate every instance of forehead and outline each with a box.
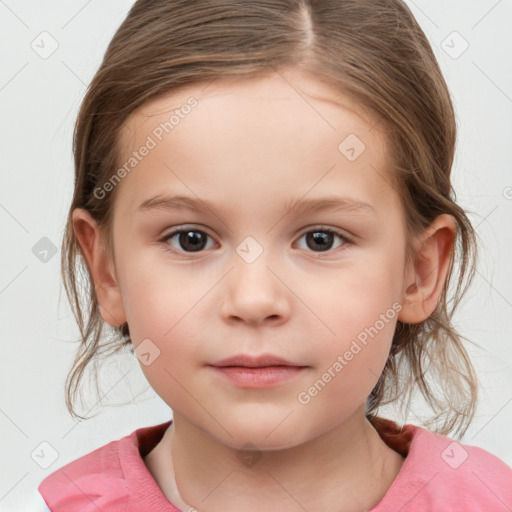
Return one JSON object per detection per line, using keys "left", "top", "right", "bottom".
{"left": 119, "top": 69, "right": 386, "bottom": 156}
{"left": 114, "top": 69, "right": 395, "bottom": 218}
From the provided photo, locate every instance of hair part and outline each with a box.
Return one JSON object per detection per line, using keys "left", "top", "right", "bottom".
{"left": 62, "top": 0, "right": 479, "bottom": 437}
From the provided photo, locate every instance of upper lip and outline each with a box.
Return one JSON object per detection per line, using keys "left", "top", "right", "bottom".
{"left": 209, "top": 354, "right": 306, "bottom": 368}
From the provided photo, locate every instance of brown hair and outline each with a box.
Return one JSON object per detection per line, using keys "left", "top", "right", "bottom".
{"left": 62, "top": 0, "right": 479, "bottom": 437}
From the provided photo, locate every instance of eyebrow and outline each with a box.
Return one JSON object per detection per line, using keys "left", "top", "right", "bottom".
{"left": 137, "top": 194, "right": 375, "bottom": 217}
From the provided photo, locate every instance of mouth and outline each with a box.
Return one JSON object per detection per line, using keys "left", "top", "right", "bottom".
{"left": 209, "top": 354, "right": 306, "bottom": 368}
{"left": 207, "top": 354, "right": 309, "bottom": 388}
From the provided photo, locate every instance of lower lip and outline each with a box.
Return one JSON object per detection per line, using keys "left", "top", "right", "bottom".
{"left": 208, "top": 365, "right": 306, "bottom": 388}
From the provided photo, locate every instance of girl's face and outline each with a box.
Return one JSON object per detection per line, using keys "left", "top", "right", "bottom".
{"left": 108, "top": 69, "right": 410, "bottom": 449}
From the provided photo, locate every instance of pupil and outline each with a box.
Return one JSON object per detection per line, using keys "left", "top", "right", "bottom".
{"left": 180, "top": 231, "right": 206, "bottom": 252}
{"left": 307, "top": 231, "right": 333, "bottom": 252}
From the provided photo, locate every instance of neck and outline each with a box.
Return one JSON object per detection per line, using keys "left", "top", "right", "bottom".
{"left": 151, "top": 405, "right": 404, "bottom": 512}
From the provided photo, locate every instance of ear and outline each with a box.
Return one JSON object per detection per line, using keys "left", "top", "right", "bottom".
{"left": 72, "top": 208, "right": 127, "bottom": 327}
{"left": 398, "top": 214, "right": 456, "bottom": 324}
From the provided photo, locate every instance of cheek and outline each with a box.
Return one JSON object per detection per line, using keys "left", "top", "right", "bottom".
{"left": 127, "top": 304, "right": 205, "bottom": 414}
{"left": 305, "top": 246, "right": 404, "bottom": 344}
{"left": 118, "top": 268, "right": 208, "bottom": 397}
{"left": 296, "top": 314, "right": 397, "bottom": 433}
{"left": 119, "top": 254, "right": 210, "bottom": 340}
{"left": 119, "top": 260, "right": 211, "bottom": 382}
{"left": 311, "top": 309, "right": 397, "bottom": 388}
{"left": 298, "top": 244, "right": 404, "bottom": 402}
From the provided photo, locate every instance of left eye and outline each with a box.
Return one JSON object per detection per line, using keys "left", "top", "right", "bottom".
{"left": 159, "top": 227, "right": 350, "bottom": 254}
{"left": 295, "top": 228, "right": 349, "bottom": 253}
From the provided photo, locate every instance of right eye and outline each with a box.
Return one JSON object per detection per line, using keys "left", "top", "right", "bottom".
{"left": 159, "top": 227, "right": 216, "bottom": 254}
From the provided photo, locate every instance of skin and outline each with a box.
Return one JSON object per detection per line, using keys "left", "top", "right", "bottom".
{"left": 73, "top": 68, "right": 456, "bottom": 511}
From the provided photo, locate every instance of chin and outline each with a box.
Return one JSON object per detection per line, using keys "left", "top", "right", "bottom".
{"left": 215, "top": 416, "right": 311, "bottom": 452}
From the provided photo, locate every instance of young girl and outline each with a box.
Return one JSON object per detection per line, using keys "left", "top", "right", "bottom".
{"left": 35, "top": 0, "right": 511, "bottom": 510}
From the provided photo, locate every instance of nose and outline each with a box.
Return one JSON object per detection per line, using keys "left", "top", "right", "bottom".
{"left": 220, "top": 250, "right": 290, "bottom": 327}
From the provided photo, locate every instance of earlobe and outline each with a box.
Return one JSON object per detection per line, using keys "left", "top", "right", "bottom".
{"left": 72, "top": 208, "right": 127, "bottom": 327}
{"left": 398, "top": 214, "right": 456, "bottom": 324}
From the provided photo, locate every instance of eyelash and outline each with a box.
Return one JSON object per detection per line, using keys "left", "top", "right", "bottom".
{"left": 158, "top": 225, "right": 353, "bottom": 257}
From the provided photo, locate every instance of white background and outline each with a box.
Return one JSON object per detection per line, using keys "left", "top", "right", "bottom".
{"left": 1, "top": 1, "right": 511, "bottom": 510}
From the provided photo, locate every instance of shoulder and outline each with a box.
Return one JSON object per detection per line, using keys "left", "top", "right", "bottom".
{"left": 37, "top": 421, "right": 172, "bottom": 512}
{"left": 37, "top": 433, "right": 131, "bottom": 511}
{"left": 413, "top": 424, "right": 512, "bottom": 478}
{"left": 372, "top": 421, "right": 512, "bottom": 511}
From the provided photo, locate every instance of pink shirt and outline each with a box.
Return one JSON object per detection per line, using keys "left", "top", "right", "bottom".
{"left": 37, "top": 417, "right": 512, "bottom": 511}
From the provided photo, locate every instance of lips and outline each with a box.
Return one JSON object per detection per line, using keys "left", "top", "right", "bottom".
{"left": 209, "top": 354, "right": 306, "bottom": 368}
{"left": 207, "top": 354, "right": 308, "bottom": 388}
